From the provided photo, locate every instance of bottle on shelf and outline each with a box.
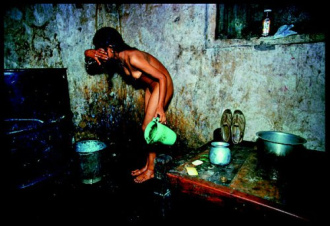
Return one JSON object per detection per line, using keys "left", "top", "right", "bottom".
{"left": 262, "top": 9, "right": 272, "bottom": 37}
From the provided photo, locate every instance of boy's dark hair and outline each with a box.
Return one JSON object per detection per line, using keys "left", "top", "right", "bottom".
{"left": 92, "top": 27, "right": 136, "bottom": 51}
{"left": 86, "top": 27, "right": 137, "bottom": 75}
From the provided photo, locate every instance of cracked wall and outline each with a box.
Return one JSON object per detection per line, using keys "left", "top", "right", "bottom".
{"left": 3, "top": 4, "right": 325, "bottom": 151}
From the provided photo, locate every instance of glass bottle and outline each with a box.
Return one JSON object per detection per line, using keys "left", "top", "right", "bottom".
{"left": 262, "top": 9, "right": 272, "bottom": 37}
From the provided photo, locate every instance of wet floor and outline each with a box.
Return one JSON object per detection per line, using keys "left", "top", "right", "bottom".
{"left": 7, "top": 138, "right": 316, "bottom": 225}
{"left": 6, "top": 140, "right": 226, "bottom": 225}
{"left": 7, "top": 179, "right": 230, "bottom": 225}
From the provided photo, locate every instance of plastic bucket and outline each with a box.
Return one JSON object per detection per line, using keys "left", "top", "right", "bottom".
{"left": 144, "top": 117, "right": 177, "bottom": 145}
{"left": 75, "top": 140, "right": 107, "bottom": 184}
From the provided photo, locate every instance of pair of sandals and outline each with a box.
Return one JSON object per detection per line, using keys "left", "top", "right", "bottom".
{"left": 220, "top": 109, "right": 245, "bottom": 144}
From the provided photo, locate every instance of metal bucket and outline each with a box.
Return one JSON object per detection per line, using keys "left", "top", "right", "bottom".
{"left": 256, "top": 131, "right": 307, "bottom": 181}
{"left": 75, "top": 140, "right": 107, "bottom": 184}
{"left": 256, "top": 131, "right": 307, "bottom": 157}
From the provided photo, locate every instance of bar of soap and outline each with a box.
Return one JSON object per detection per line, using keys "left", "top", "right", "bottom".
{"left": 192, "top": 160, "right": 203, "bottom": 166}
{"left": 185, "top": 166, "right": 198, "bottom": 176}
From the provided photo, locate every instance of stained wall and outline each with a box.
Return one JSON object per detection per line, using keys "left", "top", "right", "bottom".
{"left": 3, "top": 4, "right": 326, "bottom": 151}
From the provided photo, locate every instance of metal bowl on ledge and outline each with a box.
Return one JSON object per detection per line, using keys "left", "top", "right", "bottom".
{"left": 256, "top": 131, "right": 307, "bottom": 157}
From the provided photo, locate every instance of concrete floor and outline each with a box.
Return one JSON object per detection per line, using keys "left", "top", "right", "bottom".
{"left": 6, "top": 140, "right": 225, "bottom": 225}
{"left": 8, "top": 177, "right": 230, "bottom": 225}
{"left": 7, "top": 139, "right": 312, "bottom": 225}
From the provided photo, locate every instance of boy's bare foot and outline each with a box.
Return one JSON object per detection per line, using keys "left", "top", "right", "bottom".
{"left": 131, "top": 165, "right": 147, "bottom": 176}
{"left": 133, "top": 169, "right": 154, "bottom": 183}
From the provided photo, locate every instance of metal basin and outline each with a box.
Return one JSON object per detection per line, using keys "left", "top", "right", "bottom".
{"left": 256, "top": 131, "right": 307, "bottom": 156}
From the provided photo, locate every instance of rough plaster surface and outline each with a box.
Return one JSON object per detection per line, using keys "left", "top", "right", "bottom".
{"left": 4, "top": 4, "right": 325, "bottom": 151}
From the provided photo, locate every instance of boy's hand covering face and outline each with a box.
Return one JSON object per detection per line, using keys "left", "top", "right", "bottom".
{"left": 94, "top": 48, "right": 108, "bottom": 65}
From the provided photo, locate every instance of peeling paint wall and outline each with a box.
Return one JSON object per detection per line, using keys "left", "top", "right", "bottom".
{"left": 3, "top": 4, "right": 325, "bottom": 151}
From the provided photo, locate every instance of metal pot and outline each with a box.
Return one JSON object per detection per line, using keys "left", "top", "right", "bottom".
{"left": 256, "top": 131, "right": 307, "bottom": 156}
